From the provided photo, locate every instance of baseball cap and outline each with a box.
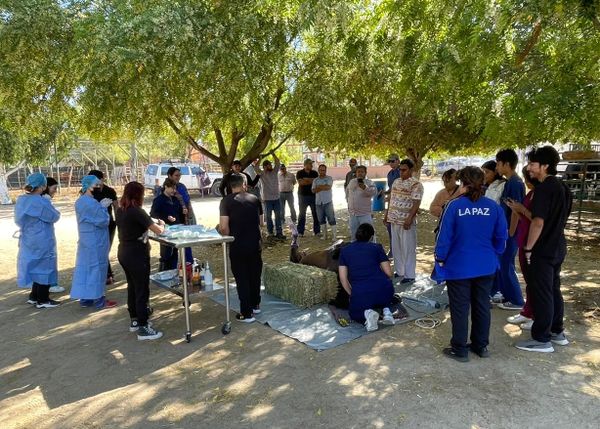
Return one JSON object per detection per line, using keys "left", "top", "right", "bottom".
{"left": 387, "top": 154, "right": 399, "bottom": 162}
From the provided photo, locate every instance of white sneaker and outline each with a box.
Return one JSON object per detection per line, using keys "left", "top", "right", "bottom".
{"left": 382, "top": 307, "right": 395, "bottom": 325}
{"left": 520, "top": 320, "right": 533, "bottom": 330}
{"left": 364, "top": 309, "right": 379, "bottom": 332}
{"left": 49, "top": 285, "right": 65, "bottom": 293}
{"left": 507, "top": 314, "right": 531, "bottom": 325}
{"left": 491, "top": 292, "right": 504, "bottom": 304}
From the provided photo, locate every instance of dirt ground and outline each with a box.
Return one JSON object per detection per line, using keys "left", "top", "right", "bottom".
{"left": 0, "top": 180, "right": 599, "bottom": 429}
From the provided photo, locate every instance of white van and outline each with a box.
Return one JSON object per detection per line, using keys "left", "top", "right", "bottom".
{"left": 143, "top": 162, "right": 223, "bottom": 196}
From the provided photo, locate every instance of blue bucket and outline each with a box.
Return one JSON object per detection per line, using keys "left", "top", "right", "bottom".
{"left": 372, "top": 179, "right": 387, "bottom": 211}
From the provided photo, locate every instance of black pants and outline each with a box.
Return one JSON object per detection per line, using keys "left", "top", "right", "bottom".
{"left": 529, "top": 253, "right": 565, "bottom": 343}
{"left": 230, "top": 247, "right": 262, "bottom": 318}
{"left": 447, "top": 275, "right": 494, "bottom": 356}
{"left": 29, "top": 282, "right": 50, "bottom": 303}
{"left": 107, "top": 221, "right": 116, "bottom": 279}
{"left": 118, "top": 243, "right": 151, "bottom": 326}
{"left": 159, "top": 244, "right": 178, "bottom": 271}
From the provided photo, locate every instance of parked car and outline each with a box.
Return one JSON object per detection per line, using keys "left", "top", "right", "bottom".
{"left": 143, "top": 162, "right": 223, "bottom": 196}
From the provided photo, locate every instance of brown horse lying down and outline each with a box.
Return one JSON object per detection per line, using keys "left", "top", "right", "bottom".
{"left": 289, "top": 224, "right": 350, "bottom": 309}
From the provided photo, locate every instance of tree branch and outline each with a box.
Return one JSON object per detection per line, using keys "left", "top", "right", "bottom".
{"left": 165, "top": 116, "right": 221, "bottom": 164}
{"left": 260, "top": 128, "right": 296, "bottom": 158}
{"left": 515, "top": 19, "right": 543, "bottom": 68}
{"left": 214, "top": 127, "right": 227, "bottom": 158}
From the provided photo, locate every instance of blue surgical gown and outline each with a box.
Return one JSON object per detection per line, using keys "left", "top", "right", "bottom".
{"left": 15, "top": 194, "right": 61, "bottom": 287}
{"left": 70, "top": 194, "right": 110, "bottom": 300}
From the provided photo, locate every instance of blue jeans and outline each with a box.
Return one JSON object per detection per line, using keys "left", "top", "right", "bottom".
{"left": 279, "top": 191, "right": 297, "bottom": 223}
{"left": 316, "top": 202, "right": 336, "bottom": 226}
{"left": 297, "top": 194, "right": 320, "bottom": 235}
{"left": 495, "top": 236, "right": 524, "bottom": 305}
{"left": 349, "top": 214, "right": 373, "bottom": 241}
{"left": 447, "top": 275, "right": 494, "bottom": 356}
{"left": 264, "top": 199, "right": 283, "bottom": 235}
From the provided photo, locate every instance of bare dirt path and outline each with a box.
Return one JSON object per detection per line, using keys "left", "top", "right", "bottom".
{"left": 1, "top": 180, "right": 598, "bottom": 429}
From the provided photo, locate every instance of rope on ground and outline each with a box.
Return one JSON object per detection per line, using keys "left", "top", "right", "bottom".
{"left": 414, "top": 316, "right": 441, "bottom": 329}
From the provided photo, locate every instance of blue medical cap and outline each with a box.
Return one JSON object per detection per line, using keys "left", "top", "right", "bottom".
{"left": 81, "top": 175, "right": 101, "bottom": 193}
{"left": 26, "top": 173, "right": 47, "bottom": 189}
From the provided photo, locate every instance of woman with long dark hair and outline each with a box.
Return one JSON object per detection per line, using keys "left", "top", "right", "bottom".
{"left": 150, "top": 177, "right": 184, "bottom": 270}
{"left": 481, "top": 160, "right": 505, "bottom": 204}
{"left": 429, "top": 169, "right": 460, "bottom": 218}
{"left": 433, "top": 166, "right": 507, "bottom": 362}
{"left": 116, "top": 181, "right": 165, "bottom": 340}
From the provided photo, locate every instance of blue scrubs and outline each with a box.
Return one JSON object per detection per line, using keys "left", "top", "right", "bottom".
{"left": 70, "top": 194, "right": 110, "bottom": 300}
{"left": 339, "top": 241, "right": 394, "bottom": 323}
{"left": 495, "top": 174, "right": 526, "bottom": 305}
{"left": 15, "top": 194, "right": 61, "bottom": 287}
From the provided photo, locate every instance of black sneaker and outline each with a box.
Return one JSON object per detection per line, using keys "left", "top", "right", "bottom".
{"left": 130, "top": 319, "right": 153, "bottom": 332}
{"left": 235, "top": 313, "right": 256, "bottom": 323}
{"left": 468, "top": 344, "right": 490, "bottom": 358}
{"left": 36, "top": 300, "right": 61, "bottom": 309}
{"left": 137, "top": 325, "right": 163, "bottom": 341}
{"left": 400, "top": 278, "right": 415, "bottom": 284}
{"left": 443, "top": 347, "right": 469, "bottom": 362}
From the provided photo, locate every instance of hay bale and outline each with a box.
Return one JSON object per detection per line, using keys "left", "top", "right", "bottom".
{"left": 263, "top": 262, "right": 338, "bottom": 308}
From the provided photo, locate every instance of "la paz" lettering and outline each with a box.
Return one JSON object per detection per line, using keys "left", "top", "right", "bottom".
{"left": 458, "top": 207, "right": 490, "bottom": 217}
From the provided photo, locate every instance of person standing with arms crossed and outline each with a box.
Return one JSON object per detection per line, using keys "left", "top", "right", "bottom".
{"left": 296, "top": 158, "right": 320, "bottom": 237}
{"left": 312, "top": 164, "right": 337, "bottom": 240}
{"left": 278, "top": 163, "right": 297, "bottom": 224}
{"left": 219, "top": 175, "right": 264, "bottom": 322}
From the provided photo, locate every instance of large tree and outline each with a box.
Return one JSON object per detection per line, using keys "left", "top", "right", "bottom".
{"left": 296, "top": 0, "right": 600, "bottom": 167}
{"left": 71, "top": 0, "right": 352, "bottom": 171}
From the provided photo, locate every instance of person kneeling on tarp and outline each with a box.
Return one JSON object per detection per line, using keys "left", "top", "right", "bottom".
{"left": 338, "top": 223, "right": 395, "bottom": 332}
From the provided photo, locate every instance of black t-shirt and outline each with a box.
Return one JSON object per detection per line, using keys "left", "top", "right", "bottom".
{"left": 93, "top": 185, "right": 118, "bottom": 223}
{"left": 116, "top": 206, "right": 154, "bottom": 245}
{"left": 219, "top": 192, "right": 263, "bottom": 252}
{"left": 530, "top": 176, "right": 573, "bottom": 259}
{"left": 296, "top": 169, "right": 318, "bottom": 196}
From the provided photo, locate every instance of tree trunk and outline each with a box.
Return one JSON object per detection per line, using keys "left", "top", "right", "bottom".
{"left": 405, "top": 147, "right": 425, "bottom": 179}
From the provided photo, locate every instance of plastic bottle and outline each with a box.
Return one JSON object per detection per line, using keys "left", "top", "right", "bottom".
{"left": 204, "top": 261, "right": 213, "bottom": 291}
{"left": 200, "top": 263, "right": 206, "bottom": 290}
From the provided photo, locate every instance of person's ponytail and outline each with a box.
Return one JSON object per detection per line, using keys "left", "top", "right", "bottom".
{"left": 457, "top": 167, "right": 485, "bottom": 202}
